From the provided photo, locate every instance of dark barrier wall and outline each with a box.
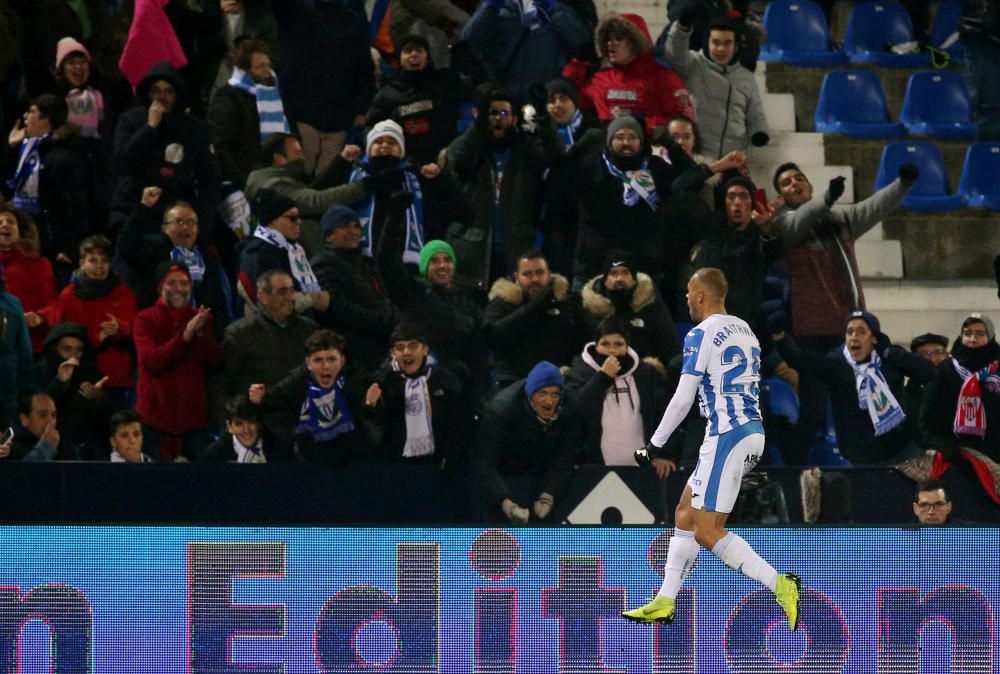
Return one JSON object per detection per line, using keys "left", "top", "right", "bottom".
{"left": 1, "top": 463, "right": 998, "bottom": 524}
{"left": 1, "top": 525, "right": 997, "bottom": 672}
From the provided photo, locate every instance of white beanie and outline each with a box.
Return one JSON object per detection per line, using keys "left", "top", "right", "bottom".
{"left": 366, "top": 120, "right": 405, "bottom": 155}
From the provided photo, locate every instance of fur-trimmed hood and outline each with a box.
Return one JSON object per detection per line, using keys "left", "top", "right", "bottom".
{"left": 581, "top": 272, "right": 656, "bottom": 318}
{"left": 595, "top": 13, "right": 653, "bottom": 59}
{"left": 487, "top": 273, "right": 570, "bottom": 305}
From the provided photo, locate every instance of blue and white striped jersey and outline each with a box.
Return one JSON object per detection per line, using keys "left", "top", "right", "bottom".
{"left": 681, "top": 313, "right": 762, "bottom": 436}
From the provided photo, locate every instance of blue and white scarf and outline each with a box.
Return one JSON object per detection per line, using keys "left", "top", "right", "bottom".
{"left": 391, "top": 354, "right": 437, "bottom": 458}
{"left": 253, "top": 225, "right": 320, "bottom": 292}
{"left": 512, "top": 0, "right": 551, "bottom": 31}
{"left": 169, "top": 245, "right": 206, "bottom": 282}
{"left": 348, "top": 161, "right": 425, "bottom": 264}
{"left": 7, "top": 134, "right": 49, "bottom": 214}
{"left": 602, "top": 152, "right": 660, "bottom": 211}
{"left": 227, "top": 66, "right": 290, "bottom": 140}
{"left": 297, "top": 377, "right": 356, "bottom": 442}
{"left": 557, "top": 110, "right": 584, "bottom": 147}
{"left": 232, "top": 435, "right": 266, "bottom": 463}
{"left": 843, "top": 346, "right": 905, "bottom": 436}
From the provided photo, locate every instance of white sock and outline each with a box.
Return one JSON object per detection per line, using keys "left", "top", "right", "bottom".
{"left": 657, "top": 528, "right": 699, "bottom": 599}
{"left": 711, "top": 532, "right": 778, "bottom": 592}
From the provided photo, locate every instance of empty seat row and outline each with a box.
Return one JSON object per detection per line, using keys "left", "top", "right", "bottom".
{"left": 761, "top": 0, "right": 964, "bottom": 67}
{"left": 874, "top": 141, "right": 1000, "bottom": 212}
{"left": 815, "top": 69, "right": 975, "bottom": 140}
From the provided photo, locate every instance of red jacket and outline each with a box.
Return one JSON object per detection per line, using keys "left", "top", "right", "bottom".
{"left": 563, "top": 13, "right": 694, "bottom": 135}
{"left": 37, "top": 279, "right": 138, "bottom": 388}
{"left": 134, "top": 299, "right": 223, "bottom": 434}
{"left": 0, "top": 248, "right": 56, "bottom": 353}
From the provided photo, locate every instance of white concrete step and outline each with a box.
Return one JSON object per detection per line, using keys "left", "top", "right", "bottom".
{"left": 748, "top": 132, "right": 825, "bottom": 165}
{"left": 749, "top": 164, "right": 856, "bottom": 203}
{"left": 864, "top": 279, "right": 997, "bottom": 344}
{"left": 762, "top": 92, "right": 796, "bottom": 132}
{"left": 856, "top": 239, "right": 904, "bottom": 279}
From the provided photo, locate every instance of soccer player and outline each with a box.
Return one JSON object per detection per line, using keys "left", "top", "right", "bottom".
{"left": 621, "top": 267, "right": 801, "bottom": 630}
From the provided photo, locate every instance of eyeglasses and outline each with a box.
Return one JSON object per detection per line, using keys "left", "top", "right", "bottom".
{"left": 488, "top": 109, "right": 512, "bottom": 118}
{"left": 916, "top": 501, "right": 949, "bottom": 511}
{"left": 165, "top": 218, "right": 197, "bottom": 227}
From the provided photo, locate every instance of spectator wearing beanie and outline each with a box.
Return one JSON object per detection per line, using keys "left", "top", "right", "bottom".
{"left": 581, "top": 249, "right": 679, "bottom": 365}
{"left": 310, "top": 203, "right": 399, "bottom": 372}
{"left": 365, "top": 34, "right": 474, "bottom": 165}
{"left": 538, "top": 75, "right": 601, "bottom": 277}
{"left": 473, "top": 360, "right": 584, "bottom": 523}
{"left": 567, "top": 114, "right": 697, "bottom": 288}
{"left": 379, "top": 228, "right": 488, "bottom": 404}
{"left": 387, "top": 1, "right": 471, "bottom": 69}
{"left": 772, "top": 310, "right": 936, "bottom": 464}
{"left": 54, "top": 37, "right": 110, "bottom": 141}
{"left": 691, "top": 175, "right": 781, "bottom": 334}
{"left": 133, "top": 262, "right": 223, "bottom": 461}
{"left": 238, "top": 189, "right": 329, "bottom": 316}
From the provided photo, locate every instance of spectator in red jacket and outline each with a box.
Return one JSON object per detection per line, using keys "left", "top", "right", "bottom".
{"left": 0, "top": 205, "right": 56, "bottom": 354}
{"left": 133, "top": 262, "right": 223, "bottom": 461}
{"left": 563, "top": 12, "right": 694, "bottom": 136}
{"left": 36, "top": 235, "right": 137, "bottom": 411}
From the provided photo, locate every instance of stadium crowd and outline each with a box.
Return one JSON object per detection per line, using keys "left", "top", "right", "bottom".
{"left": 0, "top": 0, "right": 997, "bottom": 522}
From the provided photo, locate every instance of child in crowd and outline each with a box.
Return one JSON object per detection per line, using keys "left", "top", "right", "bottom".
{"left": 204, "top": 396, "right": 291, "bottom": 463}
{"left": 109, "top": 409, "right": 152, "bottom": 463}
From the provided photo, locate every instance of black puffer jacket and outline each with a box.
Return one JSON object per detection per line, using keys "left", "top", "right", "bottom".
{"left": 581, "top": 272, "right": 679, "bottom": 364}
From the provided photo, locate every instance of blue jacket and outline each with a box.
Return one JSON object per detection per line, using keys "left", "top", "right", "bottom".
{"left": 460, "top": 1, "right": 590, "bottom": 103}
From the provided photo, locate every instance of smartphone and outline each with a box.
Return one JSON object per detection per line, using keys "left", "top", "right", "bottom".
{"left": 0, "top": 427, "right": 12, "bottom": 445}
{"left": 753, "top": 188, "right": 768, "bottom": 210}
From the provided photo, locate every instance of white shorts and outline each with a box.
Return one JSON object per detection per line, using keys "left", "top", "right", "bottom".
{"left": 687, "top": 421, "right": 765, "bottom": 513}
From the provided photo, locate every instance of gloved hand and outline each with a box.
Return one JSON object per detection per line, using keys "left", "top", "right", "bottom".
{"left": 677, "top": 4, "right": 700, "bottom": 27}
{"left": 388, "top": 190, "right": 415, "bottom": 213}
{"left": 634, "top": 441, "right": 663, "bottom": 467}
{"left": 533, "top": 492, "right": 554, "bottom": 519}
{"left": 501, "top": 498, "right": 530, "bottom": 523}
{"left": 826, "top": 176, "right": 846, "bottom": 205}
{"left": 750, "top": 131, "right": 769, "bottom": 147}
{"left": 875, "top": 332, "right": 893, "bottom": 358}
{"left": 767, "top": 309, "right": 790, "bottom": 336}
{"left": 898, "top": 162, "right": 920, "bottom": 186}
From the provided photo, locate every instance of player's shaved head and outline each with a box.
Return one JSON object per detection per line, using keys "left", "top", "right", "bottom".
{"left": 693, "top": 267, "right": 728, "bottom": 301}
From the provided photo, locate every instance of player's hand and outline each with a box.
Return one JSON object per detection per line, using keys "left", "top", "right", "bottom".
{"left": 651, "top": 457, "right": 677, "bottom": 479}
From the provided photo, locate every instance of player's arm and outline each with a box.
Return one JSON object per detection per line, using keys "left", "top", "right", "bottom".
{"left": 649, "top": 373, "right": 700, "bottom": 448}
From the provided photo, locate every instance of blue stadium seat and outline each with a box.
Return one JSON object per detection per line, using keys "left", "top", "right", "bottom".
{"left": 900, "top": 71, "right": 977, "bottom": 140}
{"left": 931, "top": 0, "right": 965, "bottom": 64}
{"left": 874, "top": 141, "right": 966, "bottom": 211}
{"left": 844, "top": 2, "right": 930, "bottom": 67}
{"left": 456, "top": 102, "right": 474, "bottom": 133}
{"left": 814, "top": 70, "right": 905, "bottom": 138}
{"left": 763, "top": 377, "right": 799, "bottom": 424}
{"left": 759, "top": 0, "right": 847, "bottom": 66}
{"left": 809, "top": 403, "right": 851, "bottom": 467}
{"left": 958, "top": 142, "right": 1000, "bottom": 209}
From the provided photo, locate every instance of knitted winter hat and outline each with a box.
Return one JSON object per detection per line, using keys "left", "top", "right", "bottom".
{"left": 56, "top": 37, "right": 90, "bottom": 71}
{"left": 320, "top": 204, "right": 360, "bottom": 237}
{"left": 545, "top": 76, "right": 580, "bottom": 108}
{"left": 252, "top": 190, "right": 297, "bottom": 228}
{"left": 844, "top": 310, "right": 881, "bottom": 336}
{"left": 962, "top": 313, "right": 995, "bottom": 341}
{"left": 606, "top": 115, "right": 644, "bottom": 146}
{"left": 525, "top": 361, "right": 563, "bottom": 397}
{"left": 156, "top": 261, "right": 191, "bottom": 293}
{"left": 366, "top": 119, "right": 406, "bottom": 155}
{"left": 418, "top": 240, "right": 456, "bottom": 277}
{"left": 602, "top": 248, "right": 636, "bottom": 280}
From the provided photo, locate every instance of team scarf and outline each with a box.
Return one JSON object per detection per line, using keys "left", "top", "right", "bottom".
{"left": 232, "top": 434, "right": 266, "bottom": 463}
{"left": 253, "top": 225, "right": 320, "bottom": 292}
{"left": 297, "top": 376, "right": 356, "bottom": 442}
{"left": 7, "top": 133, "right": 49, "bottom": 214}
{"left": 512, "top": 0, "right": 551, "bottom": 30}
{"left": 348, "top": 161, "right": 425, "bottom": 264}
{"left": 556, "top": 110, "right": 584, "bottom": 147}
{"left": 952, "top": 359, "right": 1000, "bottom": 438}
{"left": 66, "top": 87, "right": 104, "bottom": 139}
{"left": 842, "top": 346, "right": 905, "bottom": 436}
{"left": 391, "top": 354, "right": 437, "bottom": 458}
{"left": 602, "top": 151, "right": 660, "bottom": 211}
{"left": 227, "top": 66, "right": 290, "bottom": 140}
{"left": 169, "top": 245, "right": 206, "bottom": 282}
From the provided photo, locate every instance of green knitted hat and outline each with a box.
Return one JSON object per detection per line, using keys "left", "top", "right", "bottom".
{"left": 418, "top": 240, "right": 456, "bottom": 277}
